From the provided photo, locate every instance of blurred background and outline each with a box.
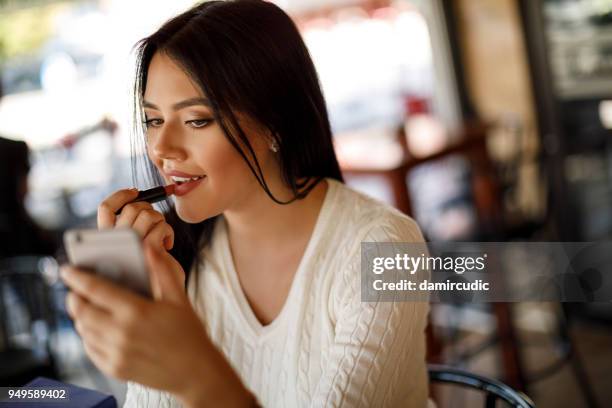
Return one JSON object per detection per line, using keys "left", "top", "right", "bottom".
{"left": 0, "top": 0, "right": 611, "bottom": 407}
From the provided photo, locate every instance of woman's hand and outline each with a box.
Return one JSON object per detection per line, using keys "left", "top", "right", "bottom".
{"left": 61, "top": 244, "right": 256, "bottom": 407}
{"left": 97, "top": 188, "right": 180, "bottom": 296}
{"left": 97, "top": 188, "right": 174, "bottom": 251}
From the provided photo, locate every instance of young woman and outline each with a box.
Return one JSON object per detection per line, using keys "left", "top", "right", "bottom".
{"left": 60, "top": 1, "right": 430, "bottom": 407}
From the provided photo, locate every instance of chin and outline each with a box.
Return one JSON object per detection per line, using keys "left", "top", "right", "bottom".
{"left": 175, "top": 203, "right": 215, "bottom": 224}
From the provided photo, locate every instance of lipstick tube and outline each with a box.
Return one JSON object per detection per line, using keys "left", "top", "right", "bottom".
{"left": 115, "top": 185, "right": 176, "bottom": 215}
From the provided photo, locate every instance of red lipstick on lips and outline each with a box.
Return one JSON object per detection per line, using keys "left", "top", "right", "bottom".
{"left": 164, "top": 170, "right": 206, "bottom": 197}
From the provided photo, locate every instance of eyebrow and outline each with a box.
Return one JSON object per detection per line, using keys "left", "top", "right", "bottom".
{"left": 143, "top": 97, "right": 211, "bottom": 111}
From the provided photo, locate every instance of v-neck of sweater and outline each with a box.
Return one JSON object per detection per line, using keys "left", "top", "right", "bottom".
{"left": 217, "top": 178, "right": 338, "bottom": 340}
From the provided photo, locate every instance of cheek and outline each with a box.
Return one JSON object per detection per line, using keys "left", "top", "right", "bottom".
{"left": 159, "top": 113, "right": 275, "bottom": 222}
{"left": 194, "top": 133, "right": 253, "bottom": 184}
{"left": 173, "top": 131, "right": 259, "bottom": 222}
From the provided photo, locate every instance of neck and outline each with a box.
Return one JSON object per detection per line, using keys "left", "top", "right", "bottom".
{"left": 223, "top": 177, "right": 329, "bottom": 249}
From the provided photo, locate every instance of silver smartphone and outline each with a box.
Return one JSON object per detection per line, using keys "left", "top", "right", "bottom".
{"left": 63, "top": 228, "right": 151, "bottom": 298}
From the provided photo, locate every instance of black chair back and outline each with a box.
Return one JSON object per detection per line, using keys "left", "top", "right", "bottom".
{"left": 429, "top": 364, "right": 536, "bottom": 408}
{"left": 0, "top": 256, "right": 60, "bottom": 385}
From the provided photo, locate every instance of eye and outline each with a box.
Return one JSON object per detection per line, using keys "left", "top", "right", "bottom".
{"left": 185, "top": 118, "right": 213, "bottom": 129}
{"left": 144, "top": 118, "right": 163, "bottom": 128}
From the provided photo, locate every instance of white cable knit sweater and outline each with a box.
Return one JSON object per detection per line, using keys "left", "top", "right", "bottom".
{"left": 124, "top": 178, "right": 429, "bottom": 407}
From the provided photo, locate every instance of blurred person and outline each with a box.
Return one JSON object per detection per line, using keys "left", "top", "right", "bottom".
{"left": 0, "top": 75, "right": 58, "bottom": 258}
{"left": 60, "top": 1, "right": 430, "bottom": 407}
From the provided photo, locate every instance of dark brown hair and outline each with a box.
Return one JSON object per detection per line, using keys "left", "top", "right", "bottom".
{"left": 132, "top": 0, "right": 343, "bottom": 282}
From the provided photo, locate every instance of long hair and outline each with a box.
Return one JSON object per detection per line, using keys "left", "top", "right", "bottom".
{"left": 132, "top": 0, "right": 343, "bottom": 284}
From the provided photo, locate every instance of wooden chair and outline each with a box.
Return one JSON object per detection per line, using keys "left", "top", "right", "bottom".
{"left": 339, "top": 121, "right": 528, "bottom": 390}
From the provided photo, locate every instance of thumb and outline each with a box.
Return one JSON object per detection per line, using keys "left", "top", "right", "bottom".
{"left": 144, "top": 244, "right": 186, "bottom": 304}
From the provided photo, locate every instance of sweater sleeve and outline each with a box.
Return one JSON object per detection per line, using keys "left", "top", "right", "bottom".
{"left": 309, "top": 214, "right": 430, "bottom": 408}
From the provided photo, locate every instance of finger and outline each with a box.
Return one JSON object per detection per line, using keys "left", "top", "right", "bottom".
{"left": 84, "top": 338, "right": 138, "bottom": 381}
{"left": 132, "top": 209, "right": 167, "bottom": 241}
{"left": 70, "top": 294, "right": 137, "bottom": 365}
{"left": 77, "top": 317, "right": 125, "bottom": 359}
{"left": 83, "top": 337, "right": 109, "bottom": 360}
{"left": 61, "top": 266, "right": 148, "bottom": 315}
{"left": 97, "top": 188, "right": 140, "bottom": 228}
{"left": 82, "top": 339, "right": 113, "bottom": 374}
{"left": 143, "top": 220, "right": 174, "bottom": 251}
{"left": 71, "top": 303, "right": 111, "bottom": 349}
{"left": 74, "top": 317, "right": 108, "bottom": 345}
{"left": 115, "top": 202, "right": 157, "bottom": 230}
{"left": 67, "top": 291, "right": 113, "bottom": 329}
{"left": 144, "top": 245, "right": 185, "bottom": 304}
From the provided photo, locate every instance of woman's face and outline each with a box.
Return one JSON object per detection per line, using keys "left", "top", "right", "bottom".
{"left": 143, "top": 52, "right": 274, "bottom": 223}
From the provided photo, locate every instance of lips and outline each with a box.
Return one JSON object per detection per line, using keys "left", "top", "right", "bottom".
{"left": 165, "top": 170, "right": 205, "bottom": 183}
{"left": 170, "top": 175, "right": 205, "bottom": 185}
{"left": 173, "top": 177, "right": 205, "bottom": 196}
{"left": 164, "top": 170, "right": 206, "bottom": 197}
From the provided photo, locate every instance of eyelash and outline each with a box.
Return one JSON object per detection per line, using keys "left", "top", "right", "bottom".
{"left": 143, "top": 118, "right": 213, "bottom": 129}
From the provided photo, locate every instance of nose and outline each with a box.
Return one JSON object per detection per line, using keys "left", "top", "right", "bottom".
{"left": 148, "top": 121, "right": 187, "bottom": 162}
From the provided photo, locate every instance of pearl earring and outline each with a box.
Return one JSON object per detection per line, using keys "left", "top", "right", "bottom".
{"left": 269, "top": 140, "right": 279, "bottom": 153}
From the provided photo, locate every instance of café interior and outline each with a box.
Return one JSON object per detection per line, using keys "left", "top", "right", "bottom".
{"left": 1, "top": 0, "right": 612, "bottom": 407}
